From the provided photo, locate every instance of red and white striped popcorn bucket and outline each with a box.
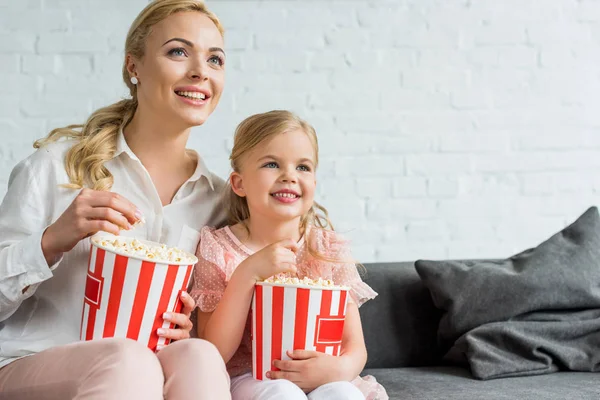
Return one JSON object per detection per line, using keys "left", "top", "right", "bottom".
{"left": 252, "top": 282, "right": 350, "bottom": 380}
{"left": 80, "top": 237, "right": 197, "bottom": 352}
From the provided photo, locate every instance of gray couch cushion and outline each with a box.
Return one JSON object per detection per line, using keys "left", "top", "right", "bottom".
{"left": 360, "top": 262, "right": 443, "bottom": 368}
{"left": 414, "top": 206, "right": 600, "bottom": 379}
{"left": 364, "top": 367, "right": 600, "bottom": 399}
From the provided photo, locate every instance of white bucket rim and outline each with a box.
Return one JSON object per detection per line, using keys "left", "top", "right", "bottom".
{"left": 91, "top": 235, "right": 198, "bottom": 266}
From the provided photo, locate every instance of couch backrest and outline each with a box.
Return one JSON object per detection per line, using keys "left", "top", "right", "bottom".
{"left": 360, "top": 262, "right": 444, "bottom": 368}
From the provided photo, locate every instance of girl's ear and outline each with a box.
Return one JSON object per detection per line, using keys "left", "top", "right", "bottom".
{"left": 230, "top": 172, "right": 245, "bottom": 197}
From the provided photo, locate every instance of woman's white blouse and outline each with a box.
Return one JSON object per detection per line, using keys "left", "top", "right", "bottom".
{"left": 0, "top": 131, "right": 225, "bottom": 368}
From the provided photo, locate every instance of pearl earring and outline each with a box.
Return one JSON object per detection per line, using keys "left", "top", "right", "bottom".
{"left": 130, "top": 76, "right": 138, "bottom": 85}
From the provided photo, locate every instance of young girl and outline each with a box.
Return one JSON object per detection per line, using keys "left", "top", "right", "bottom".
{"left": 191, "top": 110, "right": 388, "bottom": 400}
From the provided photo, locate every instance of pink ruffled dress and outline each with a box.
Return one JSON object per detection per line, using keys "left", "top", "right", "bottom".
{"left": 190, "top": 225, "right": 388, "bottom": 400}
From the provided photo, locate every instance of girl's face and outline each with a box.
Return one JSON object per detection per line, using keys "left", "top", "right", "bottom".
{"left": 128, "top": 11, "right": 225, "bottom": 128}
{"left": 231, "top": 129, "right": 317, "bottom": 225}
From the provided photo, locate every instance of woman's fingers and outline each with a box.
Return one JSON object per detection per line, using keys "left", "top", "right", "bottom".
{"left": 81, "top": 190, "right": 141, "bottom": 224}
{"left": 179, "top": 292, "right": 195, "bottom": 316}
{"left": 87, "top": 207, "right": 133, "bottom": 230}
{"left": 156, "top": 327, "right": 190, "bottom": 340}
{"left": 163, "top": 312, "right": 193, "bottom": 331}
{"left": 84, "top": 219, "right": 122, "bottom": 236}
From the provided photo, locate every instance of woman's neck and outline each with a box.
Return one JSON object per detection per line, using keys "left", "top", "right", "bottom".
{"left": 241, "top": 216, "right": 303, "bottom": 251}
{"left": 123, "top": 107, "right": 192, "bottom": 171}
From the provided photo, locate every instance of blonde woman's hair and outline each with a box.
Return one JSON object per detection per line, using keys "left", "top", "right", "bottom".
{"left": 34, "top": 0, "right": 224, "bottom": 191}
{"left": 228, "top": 110, "right": 350, "bottom": 263}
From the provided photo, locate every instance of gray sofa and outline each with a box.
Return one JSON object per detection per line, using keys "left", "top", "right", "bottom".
{"left": 359, "top": 262, "right": 600, "bottom": 400}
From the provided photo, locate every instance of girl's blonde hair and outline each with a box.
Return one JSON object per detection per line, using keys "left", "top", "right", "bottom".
{"left": 34, "top": 0, "right": 224, "bottom": 191}
{"left": 228, "top": 110, "right": 342, "bottom": 263}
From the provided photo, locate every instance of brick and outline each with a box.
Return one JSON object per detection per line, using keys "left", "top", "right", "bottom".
{"left": 392, "top": 177, "right": 427, "bottom": 198}
{"left": 0, "top": 55, "right": 19, "bottom": 73}
{"left": 70, "top": 8, "right": 140, "bottom": 33}
{"left": 367, "top": 199, "right": 437, "bottom": 220}
{"left": 255, "top": 30, "right": 324, "bottom": 50}
{"left": 0, "top": 10, "right": 69, "bottom": 32}
{"left": 459, "top": 175, "right": 520, "bottom": 196}
{"left": 378, "top": 243, "right": 447, "bottom": 262}
{"left": 400, "top": 112, "right": 476, "bottom": 134}
{"left": 0, "top": 33, "right": 36, "bottom": 54}
{"left": 38, "top": 33, "right": 110, "bottom": 54}
{"left": 0, "top": 98, "right": 20, "bottom": 118}
{"left": 474, "top": 21, "right": 527, "bottom": 45}
{"left": 406, "top": 154, "right": 471, "bottom": 176}
{"left": 92, "top": 54, "right": 123, "bottom": 74}
{"left": 0, "top": 0, "right": 41, "bottom": 8}
{"left": 439, "top": 133, "right": 510, "bottom": 152}
{"left": 382, "top": 89, "right": 450, "bottom": 110}
{"left": 473, "top": 151, "right": 600, "bottom": 172}
{"left": 324, "top": 28, "right": 369, "bottom": 50}
{"left": 319, "top": 178, "right": 357, "bottom": 198}
{"left": 0, "top": 74, "right": 40, "bottom": 94}
{"left": 451, "top": 90, "right": 493, "bottom": 110}
{"left": 56, "top": 55, "right": 93, "bottom": 75}
{"left": 427, "top": 178, "right": 459, "bottom": 198}
{"left": 43, "top": 74, "right": 126, "bottom": 98}
{"left": 21, "top": 55, "right": 57, "bottom": 74}
{"left": 21, "top": 96, "right": 91, "bottom": 118}
{"left": 356, "top": 178, "right": 392, "bottom": 198}
{"left": 335, "top": 156, "right": 404, "bottom": 177}
{"left": 519, "top": 172, "right": 598, "bottom": 195}
{"left": 448, "top": 220, "right": 496, "bottom": 240}
{"left": 406, "top": 221, "right": 448, "bottom": 240}
{"left": 222, "top": 30, "right": 253, "bottom": 51}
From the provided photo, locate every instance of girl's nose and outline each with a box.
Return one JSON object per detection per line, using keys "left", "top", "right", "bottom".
{"left": 280, "top": 169, "right": 298, "bottom": 183}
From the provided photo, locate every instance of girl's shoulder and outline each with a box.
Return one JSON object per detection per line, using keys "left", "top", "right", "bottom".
{"left": 198, "top": 225, "right": 248, "bottom": 258}
{"left": 305, "top": 225, "right": 351, "bottom": 260}
{"left": 197, "top": 225, "right": 246, "bottom": 279}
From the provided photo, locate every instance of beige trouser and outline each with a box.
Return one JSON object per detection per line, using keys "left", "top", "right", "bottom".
{"left": 0, "top": 338, "right": 231, "bottom": 400}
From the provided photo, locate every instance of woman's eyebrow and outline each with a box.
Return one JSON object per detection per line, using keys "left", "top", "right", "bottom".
{"left": 162, "top": 37, "right": 194, "bottom": 47}
{"left": 162, "top": 38, "right": 225, "bottom": 56}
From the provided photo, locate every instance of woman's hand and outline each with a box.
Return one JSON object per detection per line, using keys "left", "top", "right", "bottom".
{"left": 41, "top": 188, "right": 142, "bottom": 262}
{"left": 237, "top": 239, "right": 298, "bottom": 282}
{"left": 269, "top": 350, "right": 350, "bottom": 393}
{"left": 156, "top": 291, "right": 196, "bottom": 349}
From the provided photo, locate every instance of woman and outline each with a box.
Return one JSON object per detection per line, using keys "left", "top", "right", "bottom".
{"left": 0, "top": 1, "right": 230, "bottom": 399}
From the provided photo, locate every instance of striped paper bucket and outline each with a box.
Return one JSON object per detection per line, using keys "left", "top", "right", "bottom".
{"left": 80, "top": 237, "right": 197, "bottom": 352}
{"left": 252, "top": 281, "right": 349, "bottom": 380}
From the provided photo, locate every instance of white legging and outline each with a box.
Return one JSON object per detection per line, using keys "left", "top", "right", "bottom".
{"left": 231, "top": 372, "right": 365, "bottom": 400}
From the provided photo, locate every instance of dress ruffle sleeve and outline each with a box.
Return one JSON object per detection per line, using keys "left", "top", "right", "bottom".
{"left": 189, "top": 226, "right": 231, "bottom": 313}
{"left": 309, "top": 227, "right": 378, "bottom": 307}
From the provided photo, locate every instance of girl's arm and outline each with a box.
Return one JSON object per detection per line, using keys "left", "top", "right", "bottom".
{"left": 196, "top": 265, "right": 255, "bottom": 363}
{"left": 336, "top": 301, "right": 368, "bottom": 380}
{"left": 197, "top": 239, "right": 298, "bottom": 363}
{"left": 272, "top": 301, "right": 367, "bottom": 388}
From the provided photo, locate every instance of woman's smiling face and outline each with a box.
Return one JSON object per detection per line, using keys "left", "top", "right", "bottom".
{"left": 128, "top": 11, "right": 225, "bottom": 127}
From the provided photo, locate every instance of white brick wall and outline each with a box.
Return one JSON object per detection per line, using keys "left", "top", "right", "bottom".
{"left": 1, "top": 0, "right": 599, "bottom": 262}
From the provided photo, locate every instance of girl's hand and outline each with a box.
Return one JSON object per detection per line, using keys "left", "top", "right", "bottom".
{"left": 42, "top": 189, "right": 142, "bottom": 261}
{"left": 238, "top": 239, "right": 298, "bottom": 281}
{"left": 269, "top": 350, "right": 349, "bottom": 393}
{"left": 156, "top": 291, "right": 195, "bottom": 349}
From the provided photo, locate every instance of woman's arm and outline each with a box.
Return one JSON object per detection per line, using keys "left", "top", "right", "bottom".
{"left": 0, "top": 157, "right": 57, "bottom": 321}
{"left": 0, "top": 151, "right": 140, "bottom": 322}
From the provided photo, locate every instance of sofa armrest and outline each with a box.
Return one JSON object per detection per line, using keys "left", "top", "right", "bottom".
{"left": 360, "top": 262, "right": 444, "bottom": 368}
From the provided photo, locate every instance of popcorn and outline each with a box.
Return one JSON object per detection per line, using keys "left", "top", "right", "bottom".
{"left": 263, "top": 274, "right": 337, "bottom": 288}
{"left": 92, "top": 236, "right": 196, "bottom": 264}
